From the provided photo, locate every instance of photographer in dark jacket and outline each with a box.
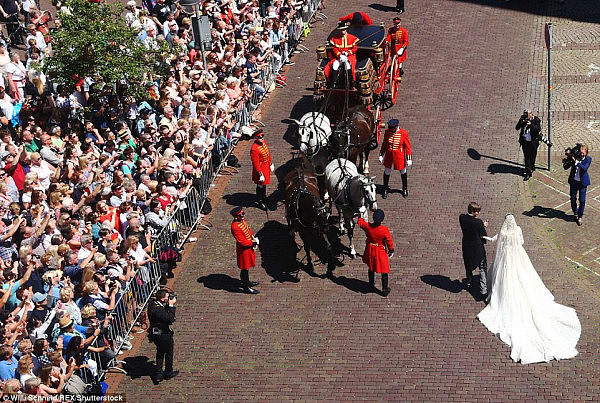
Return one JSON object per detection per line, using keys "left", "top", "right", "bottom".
{"left": 563, "top": 143, "right": 592, "bottom": 226}
{"left": 516, "top": 110, "right": 542, "bottom": 181}
{"left": 147, "top": 289, "right": 178, "bottom": 383}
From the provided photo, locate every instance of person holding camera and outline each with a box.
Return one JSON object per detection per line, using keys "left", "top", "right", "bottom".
{"left": 148, "top": 289, "right": 178, "bottom": 383}
{"left": 515, "top": 110, "right": 541, "bottom": 181}
{"left": 563, "top": 143, "right": 591, "bottom": 226}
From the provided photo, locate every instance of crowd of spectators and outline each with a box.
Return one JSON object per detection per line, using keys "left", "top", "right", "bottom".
{"left": 0, "top": 0, "right": 319, "bottom": 397}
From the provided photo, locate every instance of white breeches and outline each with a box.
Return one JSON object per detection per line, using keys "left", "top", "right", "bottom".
{"left": 332, "top": 59, "right": 351, "bottom": 71}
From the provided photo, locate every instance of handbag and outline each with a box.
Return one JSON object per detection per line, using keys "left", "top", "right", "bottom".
{"left": 200, "top": 198, "right": 212, "bottom": 215}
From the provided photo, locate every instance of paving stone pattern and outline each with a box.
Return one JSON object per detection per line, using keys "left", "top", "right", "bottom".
{"left": 115, "top": 0, "right": 600, "bottom": 400}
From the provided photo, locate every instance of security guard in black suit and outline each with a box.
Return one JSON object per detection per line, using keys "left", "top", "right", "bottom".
{"left": 148, "top": 289, "right": 178, "bottom": 382}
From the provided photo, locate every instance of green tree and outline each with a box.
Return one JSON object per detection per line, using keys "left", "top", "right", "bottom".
{"left": 43, "top": 0, "right": 169, "bottom": 100}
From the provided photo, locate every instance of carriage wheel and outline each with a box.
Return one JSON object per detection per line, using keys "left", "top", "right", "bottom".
{"left": 389, "top": 56, "right": 401, "bottom": 105}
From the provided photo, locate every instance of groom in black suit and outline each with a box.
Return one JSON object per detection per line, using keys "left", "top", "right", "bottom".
{"left": 459, "top": 202, "right": 489, "bottom": 297}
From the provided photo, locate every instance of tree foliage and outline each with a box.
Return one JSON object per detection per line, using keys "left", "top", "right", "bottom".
{"left": 43, "top": 0, "right": 169, "bottom": 99}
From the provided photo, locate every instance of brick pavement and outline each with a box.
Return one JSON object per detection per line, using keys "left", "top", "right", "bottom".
{"left": 114, "top": 0, "right": 600, "bottom": 400}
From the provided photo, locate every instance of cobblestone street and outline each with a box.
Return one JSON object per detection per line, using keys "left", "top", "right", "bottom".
{"left": 114, "top": 0, "right": 600, "bottom": 400}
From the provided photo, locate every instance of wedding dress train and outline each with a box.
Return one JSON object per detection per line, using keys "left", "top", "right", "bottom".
{"left": 477, "top": 215, "right": 581, "bottom": 364}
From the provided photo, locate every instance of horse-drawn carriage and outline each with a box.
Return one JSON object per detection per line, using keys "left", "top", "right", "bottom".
{"left": 313, "top": 21, "right": 401, "bottom": 143}
{"left": 284, "top": 18, "right": 396, "bottom": 273}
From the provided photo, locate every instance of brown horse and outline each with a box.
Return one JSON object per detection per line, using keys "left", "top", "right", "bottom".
{"left": 329, "top": 105, "right": 376, "bottom": 174}
{"left": 284, "top": 166, "right": 339, "bottom": 275}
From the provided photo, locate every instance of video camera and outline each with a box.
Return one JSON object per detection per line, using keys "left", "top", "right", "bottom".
{"left": 565, "top": 143, "right": 583, "bottom": 160}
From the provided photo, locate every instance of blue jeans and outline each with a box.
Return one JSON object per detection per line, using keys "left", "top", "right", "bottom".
{"left": 570, "top": 180, "right": 587, "bottom": 217}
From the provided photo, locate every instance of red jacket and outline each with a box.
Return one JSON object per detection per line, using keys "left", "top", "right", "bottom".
{"left": 381, "top": 127, "right": 412, "bottom": 171}
{"left": 358, "top": 218, "right": 394, "bottom": 273}
{"left": 386, "top": 26, "right": 409, "bottom": 63}
{"left": 250, "top": 140, "right": 273, "bottom": 185}
{"left": 339, "top": 12, "right": 373, "bottom": 25}
{"left": 231, "top": 219, "right": 256, "bottom": 270}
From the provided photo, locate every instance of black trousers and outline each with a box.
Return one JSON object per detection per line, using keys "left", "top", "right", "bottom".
{"left": 521, "top": 140, "right": 539, "bottom": 174}
{"left": 154, "top": 333, "right": 174, "bottom": 376}
{"left": 396, "top": 0, "right": 405, "bottom": 11}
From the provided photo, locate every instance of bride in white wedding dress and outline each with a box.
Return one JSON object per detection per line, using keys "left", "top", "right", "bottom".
{"left": 477, "top": 214, "right": 581, "bottom": 364}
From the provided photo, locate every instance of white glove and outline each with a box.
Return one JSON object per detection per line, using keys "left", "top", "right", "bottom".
{"left": 406, "top": 159, "right": 412, "bottom": 167}
{"left": 339, "top": 54, "right": 348, "bottom": 63}
{"left": 397, "top": 48, "right": 404, "bottom": 56}
{"left": 378, "top": 155, "right": 384, "bottom": 164}
{"left": 359, "top": 206, "right": 367, "bottom": 214}
{"left": 342, "top": 51, "right": 348, "bottom": 56}
{"left": 388, "top": 252, "right": 394, "bottom": 258}
{"left": 270, "top": 164, "right": 275, "bottom": 172}
{"left": 254, "top": 237, "right": 260, "bottom": 245}
{"left": 259, "top": 174, "right": 265, "bottom": 183}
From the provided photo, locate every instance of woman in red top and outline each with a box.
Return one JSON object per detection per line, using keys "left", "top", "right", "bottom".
{"left": 358, "top": 209, "right": 394, "bottom": 296}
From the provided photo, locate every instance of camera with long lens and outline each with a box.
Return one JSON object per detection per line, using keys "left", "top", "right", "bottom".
{"left": 169, "top": 292, "right": 177, "bottom": 300}
{"left": 565, "top": 143, "right": 583, "bottom": 160}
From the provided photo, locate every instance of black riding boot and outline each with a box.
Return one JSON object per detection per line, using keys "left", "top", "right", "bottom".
{"left": 401, "top": 173, "right": 408, "bottom": 198}
{"left": 368, "top": 271, "right": 375, "bottom": 291}
{"left": 256, "top": 186, "right": 267, "bottom": 210}
{"left": 382, "top": 273, "right": 390, "bottom": 297}
{"left": 382, "top": 173, "right": 390, "bottom": 199}
{"left": 240, "top": 270, "right": 259, "bottom": 294}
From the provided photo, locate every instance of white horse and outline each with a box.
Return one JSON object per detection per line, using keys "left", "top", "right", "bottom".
{"left": 293, "top": 112, "right": 332, "bottom": 176}
{"left": 325, "top": 158, "right": 378, "bottom": 258}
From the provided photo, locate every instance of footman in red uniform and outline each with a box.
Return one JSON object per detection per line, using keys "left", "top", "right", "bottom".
{"left": 230, "top": 207, "right": 260, "bottom": 294}
{"left": 379, "top": 119, "right": 412, "bottom": 199}
{"left": 338, "top": 11, "right": 373, "bottom": 26}
{"left": 358, "top": 209, "right": 394, "bottom": 296}
{"left": 323, "top": 21, "right": 359, "bottom": 85}
{"left": 250, "top": 129, "right": 274, "bottom": 210}
{"left": 386, "top": 17, "right": 409, "bottom": 81}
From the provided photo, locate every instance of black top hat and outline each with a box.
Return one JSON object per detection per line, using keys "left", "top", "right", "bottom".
{"left": 337, "top": 21, "right": 350, "bottom": 30}
{"left": 230, "top": 206, "right": 244, "bottom": 217}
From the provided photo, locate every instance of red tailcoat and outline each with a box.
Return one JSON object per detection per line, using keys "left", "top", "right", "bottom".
{"left": 339, "top": 12, "right": 373, "bottom": 25}
{"left": 323, "top": 32, "right": 359, "bottom": 80}
{"left": 231, "top": 218, "right": 256, "bottom": 270}
{"left": 381, "top": 127, "right": 412, "bottom": 170}
{"left": 358, "top": 218, "right": 394, "bottom": 273}
{"left": 250, "top": 140, "right": 273, "bottom": 185}
{"left": 386, "top": 26, "right": 409, "bottom": 64}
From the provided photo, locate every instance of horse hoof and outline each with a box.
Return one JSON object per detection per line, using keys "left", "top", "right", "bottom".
{"left": 350, "top": 253, "right": 356, "bottom": 259}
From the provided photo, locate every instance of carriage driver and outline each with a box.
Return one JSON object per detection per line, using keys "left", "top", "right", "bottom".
{"left": 250, "top": 129, "right": 274, "bottom": 211}
{"left": 323, "top": 21, "right": 359, "bottom": 86}
{"left": 379, "top": 119, "right": 412, "bottom": 199}
{"left": 230, "top": 207, "right": 260, "bottom": 294}
{"left": 386, "top": 16, "right": 409, "bottom": 81}
{"left": 358, "top": 209, "right": 394, "bottom": 297}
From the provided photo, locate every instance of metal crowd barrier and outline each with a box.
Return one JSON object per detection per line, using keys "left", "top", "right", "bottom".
{"left": 91, "top": 0, "right": 324, "bottom": 385}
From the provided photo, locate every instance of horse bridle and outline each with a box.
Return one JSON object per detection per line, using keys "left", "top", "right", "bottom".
{"left": 299, "top": 114, "right": 329, "bottom": 159}
{"left": 359, "top": 177, "right": 377, "bottom": 210}
{"left": 291, "top": 187, "right": 329, "bottom": 230}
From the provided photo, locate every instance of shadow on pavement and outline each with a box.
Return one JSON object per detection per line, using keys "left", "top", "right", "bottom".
{"left": 467, "top": 148, "right": 523, "bottom": 168}
{"left": 487, "top": 163, "right": 524, "bottom": 176}
{"left": 121, "top": 356, "right": 155, "bottom": 380}
{"left": 256, "top": 220, "right": 302, "bottom": 283}
{"left": 454, "top": 0, "right": 600, "bottom": 24}
{"left": 368, "top": 3, "right": 398, "bottom": 12}
{"left": 522, "top": 205, "right": 573, "bottom": 222}
{"left": 330, "top": 274, "right": 373, "bottom": 294}
{"left": 197, "top": 274, "right": 244, "bottom": 293}
{"left": 222, "top": 192, "right": 258, "bottom": 208}
{"left": 421, "top": 274, "right": 464, "bottom": 293}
